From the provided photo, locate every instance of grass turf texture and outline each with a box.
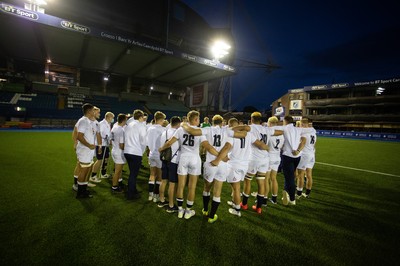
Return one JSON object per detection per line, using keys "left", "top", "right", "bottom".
{"left": 0, "top": 132, "right": 399, "bottom": 265}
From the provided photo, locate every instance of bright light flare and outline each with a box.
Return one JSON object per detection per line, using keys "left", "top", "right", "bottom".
{"left": 211, "top": 41, "right": 231, "bottom": 60}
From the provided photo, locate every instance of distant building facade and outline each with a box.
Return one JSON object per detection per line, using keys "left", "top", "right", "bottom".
{"left": 271, "top": 77, "right": 400, "bottom": 133}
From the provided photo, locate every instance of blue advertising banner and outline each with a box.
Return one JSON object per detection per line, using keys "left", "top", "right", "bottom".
{"left": 317, "top": 130, "right": 400, "bottom": 142}
{"left": 0, "top": 2, "right": 235, "bottom": 73}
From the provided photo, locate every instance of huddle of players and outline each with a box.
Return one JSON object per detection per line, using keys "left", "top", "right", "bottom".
{"left": 73, "top": 103, "right": 317, "bottom": 223}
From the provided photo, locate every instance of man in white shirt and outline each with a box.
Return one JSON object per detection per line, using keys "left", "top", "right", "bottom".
{"left": 296, "top": 118, "right": 317, "bottom": 198}
{"left": 281, "top": 116, "right": 307, "bottom": 206}
{"left": 159, "top": 111, "right": 207, "bottom": 220}
{"left": 75, "top": 103, "right": 97, "bottom": 198}
{"left": 146, "top": 111, "right": 166, "bottom": 202}
{"left": 91, "top": 111, "right": 114, "bottom": 181}
{"left": 124, "top": 109, "right": 147, "bottom": 200}
{"left": 110, "top": 114, "right": 127, "bottom": 193}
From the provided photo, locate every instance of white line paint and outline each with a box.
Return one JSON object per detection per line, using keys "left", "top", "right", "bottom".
{"left": 316, "top": 162, "right": 400, "bottom": 177}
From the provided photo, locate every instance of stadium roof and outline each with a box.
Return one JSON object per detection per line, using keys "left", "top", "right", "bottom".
{"left": 0, "top": 2, "right": 236, "bottom": 88}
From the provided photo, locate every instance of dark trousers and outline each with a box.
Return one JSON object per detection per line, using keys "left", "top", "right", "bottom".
{"left": 124, "top": 153, "right": 142, "bottom": 199}
{"left": 282, "top": 155, "right": 301, "bottom": 201}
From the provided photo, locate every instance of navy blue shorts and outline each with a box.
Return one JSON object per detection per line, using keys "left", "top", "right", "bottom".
{"left": 96, "top": 146, "right": 110, "bottom": 160}
{"left": 161, "top": 161, "right": 178, "bottom": 183}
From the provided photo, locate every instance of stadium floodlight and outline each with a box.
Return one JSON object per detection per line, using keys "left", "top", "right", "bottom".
{"left": 211, "top": 40, "right": 231, "bottom": 61}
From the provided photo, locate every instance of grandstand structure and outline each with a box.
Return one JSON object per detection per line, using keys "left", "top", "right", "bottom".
{"left": 271, "top": 78, "right": 400, "bottom": 133}
{"left": 0, "top": 0, "right": 236, "bottom": 128}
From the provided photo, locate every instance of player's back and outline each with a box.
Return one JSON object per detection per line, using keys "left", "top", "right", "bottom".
{"left": 228, "top": 133, "right": 255, "bottom": 165}
{"left": 301, "top": 127, "right": 317, "bottom": 154}
{"left": 173, "top": 126, "right": 202, "bottom": 157}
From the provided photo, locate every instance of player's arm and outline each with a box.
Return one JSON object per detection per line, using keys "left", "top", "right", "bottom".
{"left": 226, "top": 128, "right": 247, "bottom": 139}
{"left": 210, "top": 142, "right": 232, "bottom": 166}
{"left": 231, "top": 125, "right": 251, "bottom": 132}
{"left": 253, "top": 139, "right": 269, "bottom": 151}
{"left": 201, "top": 140, "right": 219, "bottom": 157}
{"left": 292, "top": 136, "right": 306, "bottom": 156}
{"left": 181, "top": 123, "right": 202, "bottom": 136}
{"left": 72, "top": 126, "right": 78, "bottom": 149}
{"left": 272, "top": 129, "right": 283, "bottom": 136}
{"left": 119, "top": 132, "right": 124, "bottom": 150}
{"left": 96, "top": 132, "right": 102, "bottom": 154}
{"left": 158, "top": 137, "right": 178, "bottom": 152}
{"left": 77, "top": 132, "right": 95, "bottom": 150}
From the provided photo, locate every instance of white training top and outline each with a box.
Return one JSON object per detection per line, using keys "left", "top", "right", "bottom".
{"left": 99, "top": 119, "right": 111, "bottom": 146}
{"left": 268, "top": 126, "right": 284, "bottom": 157}
{"left": 200, "top": 126, "right": 232, "bottom": 162}
{"left": 301, "top": 127, "right": 317, "bottom": 155}
{"left": 111, "top": 124, "right": 124, "bottom": 153}
{"left": 250, "top": 124, "right": 275, "bottom": 160}
{"left": 147, "top": 124, "right": 165, "bottom": 159}
{"left": 76, "top": 116, "right": 96, "bottom": 149}
{"left": 282, "top": 125, "right": 314, "bottom": 158}
{"left": 173, "top": 125, "right": 202, "bottom": 156}
{"left": 227, "top": 132, "right": 257, "bottom": 166}
{"left": 124, "top": 120, "right": 147, "bottom": 156}
{"left": 160, "top": 127, "right": 180, "bottom": 164}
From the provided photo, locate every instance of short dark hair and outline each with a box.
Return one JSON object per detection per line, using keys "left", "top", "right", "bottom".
{"left": 82, "top": 103, "right": 94, "bottom": 115}
{"left": 170, "top": 116, "right": 181, "bottom": 126}
{"left": 284, "top": 115, "right": 294, "bottom": 124}
{"left": 117, "top": 113, "right": 127, "bottom": 124}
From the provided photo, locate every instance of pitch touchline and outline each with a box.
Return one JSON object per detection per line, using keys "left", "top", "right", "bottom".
{"left": 316, "top": 162, "right": 399, "bottom": 177}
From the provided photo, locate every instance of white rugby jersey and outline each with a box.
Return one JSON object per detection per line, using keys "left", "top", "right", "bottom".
{"left": 268, "top": 126, "right": 284, "bottom": 157}
{"left": 250, "top": 124, "right": 275, "bottom": 160}
{"left": 173, "top": 125, "right": 202, "bottom": 156}
{"left": 99, "top": 119, "right": 111, "bottom": 146}
{"left": 124, "top": 120, "right": 147, "bottom": 156}
{"left": 301, "top": 127, "right": 317, "bottom": 155}
{"left": 160, "top": 127, "right": 180, "bottom": 164}
{"left": 227, "top": 132, "right": 256, "bottom": 165}
{"left": 111, "top": 124, "right": 124, "bottom": 153}
{"left": 147, "top": 124, "right": 165, "bottom": 159}
{"left": 76, "top": 116, "right": 96, "bottom": 149}
{"left": 200, "top": 126, "right": 232, "bottom": 162}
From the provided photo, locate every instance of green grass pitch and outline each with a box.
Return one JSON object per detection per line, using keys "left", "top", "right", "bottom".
{"left": 0, "top": 131, "right": 399, "bottom": 265}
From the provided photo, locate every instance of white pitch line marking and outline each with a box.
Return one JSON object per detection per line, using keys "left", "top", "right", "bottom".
{"left": 316, "top": 162, "right": 399, "bottom": 177}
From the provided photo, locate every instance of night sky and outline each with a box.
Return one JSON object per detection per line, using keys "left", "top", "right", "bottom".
{"left": 183, "top": 0, "right": 400, "bottom": 112}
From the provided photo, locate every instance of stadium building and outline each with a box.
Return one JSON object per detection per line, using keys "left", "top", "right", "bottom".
{"left": 0, "top": 0, "right": 236, "bottom": 128}
{"left": 271, "top": 77, "right": 400, "bottom": 133}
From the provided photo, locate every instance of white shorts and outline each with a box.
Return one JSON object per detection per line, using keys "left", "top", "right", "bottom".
{"left": 112, "top": 149, "right": 126, "bottom": 164}
{"left": 269, "top": 157, "right": 281, "bottom": 172}
{"left": 149, "top": 156, "right": 162, "bottom": 168}
{"left": 203, "top": 161, "right": 227, "bottom": 183}
{"left": 177, "top": 155, "right": 201, "bottom": 176}
{"left": 297, "top": 153, "right": 315, "bottom": 170}
{"left": 76, "top": 146, "right": 94, "bottom": 164}
{"left": 226, "top": 162, "right": 248, "bottom": 183}
{"left": 247, "top": 159, "right": 269, "bottom": 175}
